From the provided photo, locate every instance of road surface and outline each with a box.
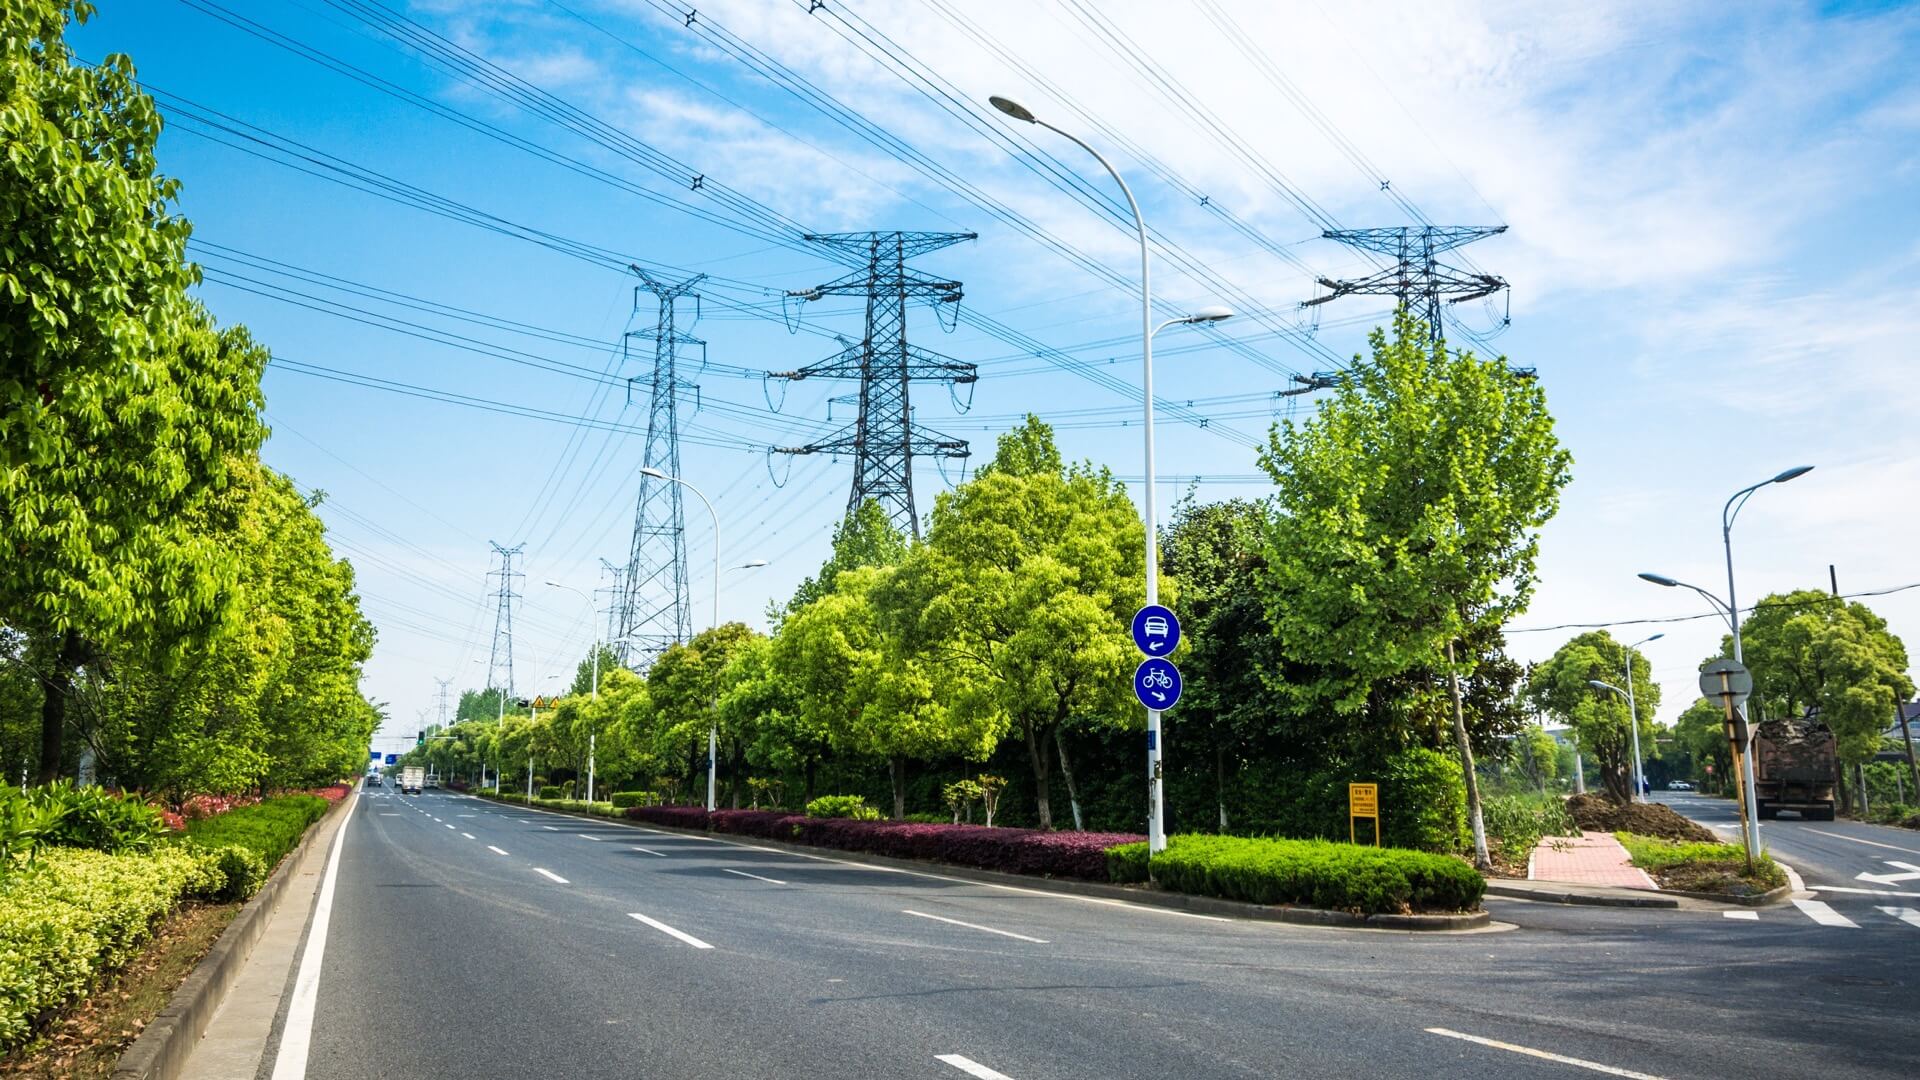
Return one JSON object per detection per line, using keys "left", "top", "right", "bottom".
{"left": 259, "top": 788, "right": 1919, "bottom": 1079}
{"left": 1662, "top": 789, "right": 1920, "bottom": 931}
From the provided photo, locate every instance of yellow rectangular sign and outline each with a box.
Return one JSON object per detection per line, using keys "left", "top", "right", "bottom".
{"left": 1349, "top": 782, "right": 1379, "bottom": 846}
{"left": 1349, "top": 783, "right": 1378, "bottom": 817}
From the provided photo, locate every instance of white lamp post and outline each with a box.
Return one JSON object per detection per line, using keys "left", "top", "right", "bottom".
{"left": 990, "top": 93, "right": 1232, "bottom": 850}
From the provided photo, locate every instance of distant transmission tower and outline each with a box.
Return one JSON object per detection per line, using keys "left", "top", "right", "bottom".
{"left": 771, "top": 231, "right": 976, "bottom": 539}
{"left": 485, "top": 541, "right": 524, "bottom": 696}
{"left": 434, "top": 676, "right": 453, "bottom": 726}
{"left": 596, "top": 558, "right": 626, "bottom": 650}
{"left": 613, "top": 268, "right": 704, "bottom": 669}
{"left": 1301, "top": 225, "right": 1508, "bottom": 343}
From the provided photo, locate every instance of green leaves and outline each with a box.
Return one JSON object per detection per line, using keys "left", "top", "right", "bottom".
{"left": 1255, "top": 310, "right": 1570, "bottom": 720}
{"left": 1725, "top": 590, "right": 1913, "bottom": 767}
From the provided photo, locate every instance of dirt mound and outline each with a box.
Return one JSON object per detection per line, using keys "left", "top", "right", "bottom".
{"left": 1566, "top": 793, "right": 1717, "bottom": 843}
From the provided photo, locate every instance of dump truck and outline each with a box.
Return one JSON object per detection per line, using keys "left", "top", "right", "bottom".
{"left": 401, "top": 765, "right": 425, "bottom": 796}
{"left": 1753, "top": 716, "right": 1836, "bottom": 821}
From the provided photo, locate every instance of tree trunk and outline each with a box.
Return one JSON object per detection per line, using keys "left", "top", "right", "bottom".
{"left": 1023, "top": 716, "right": 1053, "bottom": 830}
{"left": 1856, "top": 762, "right": 1869, "bottom": 817}
{"left": 1447, "top": 641, "right": 1491, "bottom": 870}
{"left": 1216, "top": 744, "right": 1230, "bottom": 831}
{"left": 37, "top": 631, "right": 84, "bottom": 785}
{"left": 890, "top": 756, "right": 907, "bottom": 820}
{"left": 1052, "top": 727, "right": 1083, "bottom": 831}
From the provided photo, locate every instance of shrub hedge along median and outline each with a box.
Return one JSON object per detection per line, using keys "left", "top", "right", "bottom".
{"left": 1108, "top": 834, "right": 1485, "bottom": 915}
{"left": 624, "top": 806, "right": 1141, "bottom": 880}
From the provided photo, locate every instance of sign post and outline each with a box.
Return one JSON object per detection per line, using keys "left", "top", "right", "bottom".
{"left": 1349, "top": 783, "right": 1379, "bottom": 846}
{"left": 1130, "top": 605, "right": 1182, "bottom": 853}
{"left": 1700, "top": 659, "right": 1755, "bottom": 869}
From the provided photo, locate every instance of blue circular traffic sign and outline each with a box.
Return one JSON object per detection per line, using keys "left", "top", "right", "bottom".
{"left": 1131, "top": 604, "right": 1181, "bottom": 656}
{"left": 1134, "top": 658, "right": 1183, "bottom": 711}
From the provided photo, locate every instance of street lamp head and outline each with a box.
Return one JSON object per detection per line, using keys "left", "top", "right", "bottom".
{"left": 988, "top": 95, "right": 1036, "bottom": 123}
{"left": 1645, "top": 632, "right": 1665, "bottom": 643}
{"left": 1638, "top": 572, "right": 1680, "bottom": 587}
{"left": 1588, "top": 680, "right": 1607, "bottom": 691}
{"left": 543, "top": 580, "right": 565, "bottom": 589}
{"left": 1180, "top": 305, "right": 1234, "bottom": 324}
{"left": 739, "top": 559, "right": 769, "bottom": 569}
{"left": 639, "top": 466, "right": 670, "bottom": 481}
{"left": 1770, "top": 465, "right": 1814, "bottom": 484}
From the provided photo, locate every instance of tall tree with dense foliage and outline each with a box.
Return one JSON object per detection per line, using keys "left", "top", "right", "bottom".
{"left": 647, "top": 623, "right": 761, "bottom": 803}
{"left": 1256, "top": 310, "right": 1571, "bottom": 865}
{"left": 1725, "top": 590, "right": 1913, "bottom": 786}
{"left": 2, "top": 2, "right": 270, "bottom": 780}
{"left": 782, "top": 499, "right": 910, "bottom": 618}
{"left": 886, "top": 417, "right": 1143, "bottom": 829}
{"left": 1527, "top": 631, "right": 1659, "bottom": 802}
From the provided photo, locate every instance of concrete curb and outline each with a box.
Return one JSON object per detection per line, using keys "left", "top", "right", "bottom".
{"left": 477, "top": 794, "right": 1490, "bottom": 933}
{"left": 1485, "top": 881, "right": 1680, "bottom": 909}
{"left": 1657, "top": 883, "right": 1792, "bottom": 906}
{"left": 112, "top": 794, "right": 349, "bottom": 1080}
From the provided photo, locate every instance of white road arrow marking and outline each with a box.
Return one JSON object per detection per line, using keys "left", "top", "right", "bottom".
{"left": 1856, "top": 860, "right": 1920, "bottom": 886}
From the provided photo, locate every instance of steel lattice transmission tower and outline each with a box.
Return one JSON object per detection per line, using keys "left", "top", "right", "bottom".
{"left": 772, "top": 232, "right": 976, "bottom": 539}
{"left": 613, "top": 268, "right": 705, "bottom": 669}
{"left": 1301, "top": 225, "right": 1508, "bottom": 342}
{"left": 485, "top": 541, "right": 524, "bottom": 696}
{"left": 434, "top": 677, "right": 453, "bottom": 727}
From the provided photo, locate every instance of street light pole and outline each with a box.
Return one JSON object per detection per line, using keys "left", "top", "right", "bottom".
{"left": 1641, "top": 465, "right": 1812, "bottom": 857}
{"left": 990, "top": 93, "right": 1230, "bottom": 851}
{"left": 1622, "top": 632, "right": 1663, "bottom": 801}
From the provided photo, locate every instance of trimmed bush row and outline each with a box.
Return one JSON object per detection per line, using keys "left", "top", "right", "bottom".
{"left": 1108, "top": 834, "right": 1485, "bottom": 915}
{"left": 175, "top": 794, "right": 330, "bottom": 901}
{"left": 623, "top": 805, "right": 1142, "bottom": 880}
{"left": 0, "top": 846, "right": 225, "bottom": 1051}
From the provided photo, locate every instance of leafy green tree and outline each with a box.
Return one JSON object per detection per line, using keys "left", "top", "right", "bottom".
{"left": 1527, "top": 631, "right": 1659, "bottom": 802}
{"left": 724, "top": 634, "right": 823, "bottom": 804}
{"left": 885, "top": 417, "right": 1143, "bottom": 829}
{"left": 2, "top": 4, "right": 269, "bottom": 780}
{"left": 1726, "top": 591, "right": 1913, "bottom": 773}
{"left": 1255, "top": 310, "right": 1571, "bottom": 865}
{"left": 1673, "top": 698, "right": 1733, "bottom": 793}
{"left": 647, "top": 624, "right": 760, "bottom": 804}
{"left": 571, "top": 642, "right": 622, "bottom": 698}
{"left": 781, "top": 499, "right": 909, "bottom": 618}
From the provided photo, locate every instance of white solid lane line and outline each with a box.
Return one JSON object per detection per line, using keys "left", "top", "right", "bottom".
{"left": 268, "top": 795, "right": 359, "bottom": 1080}
{"left": 487, "top": 845, "right": 508, "bottom": 855}
{"left": 1878, "top": 906, "right": 1920, "bottom": 928}
{"left": 534, "top": 868, "right": 569, "bottom": 884}
{"left": 903, "top": 909, "right": 1048, "bottom": 944}
{"left": 1803, "top": 829, "right": 1920, "bottom": 856}
{"left": 1425, "top": 1028, "right": 1668, "bottom": 1080}
{"left": 937, "top": 1054, "right": 1018, "bottom": 1079}
{"left": 631, "top": 846, "right": 668, "bottom": 857}
{"left": 1723, "top": 910, "right": 1759, "bottom": 920}
{"left": 1792, "top": 898, "right": 1859, "bottom": 928}
{"left": 627, "top": 912, "right": 713, "bottom": 949}
{"left": 461, "top": 832, "right": 475, "bottom": 840}
{"left": 721, "top": 868, "right": 787, "bottom": 885}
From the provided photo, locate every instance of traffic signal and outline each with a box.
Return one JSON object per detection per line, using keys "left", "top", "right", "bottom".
{"left": 416, "top": 731, "right": 425, "bottom": 745}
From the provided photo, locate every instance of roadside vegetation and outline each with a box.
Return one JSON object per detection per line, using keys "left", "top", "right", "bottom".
{"left": 1615, "top": 833, "right": 1786, "bottom": 896}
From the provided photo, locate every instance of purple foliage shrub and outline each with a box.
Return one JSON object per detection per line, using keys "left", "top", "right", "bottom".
{"left": 622, "top": 805, "right": 1141, "bottom": 880}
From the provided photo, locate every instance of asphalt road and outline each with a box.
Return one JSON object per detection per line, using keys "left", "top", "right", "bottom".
{"left": 1661, "top": 790, "right": 1920, "bottom": 930}
{"left": 274, "top": 787, "right": 1920, "bottom": 1080}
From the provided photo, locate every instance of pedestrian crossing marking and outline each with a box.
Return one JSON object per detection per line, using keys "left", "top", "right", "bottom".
{"left": 1792, "top": 898, "right": 1859, "bottom": 928}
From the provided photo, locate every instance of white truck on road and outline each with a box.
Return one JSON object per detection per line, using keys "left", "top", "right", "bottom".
{"left": 401, "top": 766, "right": 425, "bottom": 795}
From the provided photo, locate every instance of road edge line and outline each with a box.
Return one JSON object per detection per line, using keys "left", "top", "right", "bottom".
{"left": 267, "top": 794, "right": 360, "bottom": 1080}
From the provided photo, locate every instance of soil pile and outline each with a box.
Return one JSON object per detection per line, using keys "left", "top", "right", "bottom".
{"left": 1566, "top": 794, "right": 1717, "bottom": 842}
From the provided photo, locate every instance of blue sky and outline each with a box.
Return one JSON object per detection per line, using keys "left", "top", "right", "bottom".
{"left": 73, "top": 1, "right": 1920, "bottom": 754}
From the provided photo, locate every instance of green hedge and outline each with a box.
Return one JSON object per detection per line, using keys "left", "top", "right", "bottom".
{"left": 1481, "top": 793, "right": 1578, "bottom": 864}
{"left": 609, "top": 791, "right": 658, "bottom": 809}
{"left": 0, "top": 846, "right": 224, "bottom": 1051}
{"left": 1107, "top": 834, "right": 1484, "bottom": 915}
{"left": 177, "top": 795, "right": 328, "bottom": 901}
{"left": 805, "top": 794, "right": 881, "bottom": 820}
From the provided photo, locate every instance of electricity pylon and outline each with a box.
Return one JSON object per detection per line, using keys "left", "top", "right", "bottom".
{"left": 771, "top": 231, "right": 976, "bottom": 539}
{"left": 1301, "top": 225, "right": 1508, "bottom": 342}
{"left": 485, "top": 541, "right": 524, "bottom": 696}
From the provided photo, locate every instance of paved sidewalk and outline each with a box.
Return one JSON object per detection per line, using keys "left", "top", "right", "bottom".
{"left": 1530, "top": 829, "right": 1658, "bottom": 889}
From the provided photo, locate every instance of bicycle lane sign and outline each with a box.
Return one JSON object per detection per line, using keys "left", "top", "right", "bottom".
{"left": 1134, "top": 657, "right": 1182, "bottom": 711}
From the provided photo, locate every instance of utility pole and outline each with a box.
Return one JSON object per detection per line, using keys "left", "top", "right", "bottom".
{"left": 614, "top": 269, "right": 703, "bottom": 669}
{"left": 485, "top": 542, "right": 524, "bottom": 699}
{"left": 771, "top": 231, "right": 977, "bottom": 539}
{"left": 1301, "top": 225, "right": 1510, "bottom": 346}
